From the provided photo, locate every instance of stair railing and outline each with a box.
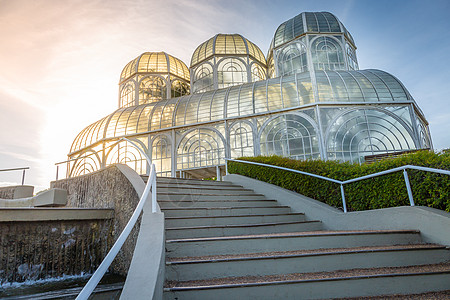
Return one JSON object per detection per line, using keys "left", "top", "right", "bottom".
{"left": 225, "top": 159, "right": 450, "bottom": 213}
{"left": 0, "top": 167, "right": 29, "bottom": 185}
{"left": 76, "top": 137, "right": 157, "bottom": 300}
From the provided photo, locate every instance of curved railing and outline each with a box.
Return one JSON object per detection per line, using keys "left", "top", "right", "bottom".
{"left": 76, "top": 138, "right": 157, "bottom": 299}
{"left": 226, "top": 159, "right": 450, "bottom": 213}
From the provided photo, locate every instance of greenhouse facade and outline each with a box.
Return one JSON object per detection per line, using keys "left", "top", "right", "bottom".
{"left": 67, "top": 12, "right": 432, "bottom": 178}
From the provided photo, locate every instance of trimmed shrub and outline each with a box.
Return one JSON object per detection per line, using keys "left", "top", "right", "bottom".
{"left": 227, "top": 150, "right": 450, "bottom": 212}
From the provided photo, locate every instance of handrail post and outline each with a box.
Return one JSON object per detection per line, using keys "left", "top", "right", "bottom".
{"left": 21, "top": 169, "right": 26, "bottom": 185}
{"left": 340, "top": 184, "right": 347, "bottom": 213}
{"left": 216, "top": 165, "right": 221, "bottom": 181}
{"left": 225, "top": 160, "right": 229, "bottom": 175}
{"left": 403, "top": 169, "right": 415, "bottom": 206}
{"left": 56, "top": 165, "right": 59, "bottom": 181}
{"left": 152, "top": 164, "right": 157, "bottom": 213}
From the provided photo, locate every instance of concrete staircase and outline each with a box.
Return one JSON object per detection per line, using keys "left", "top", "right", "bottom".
{"left": 155, "top": 177, "right": 450, "bottom": 299}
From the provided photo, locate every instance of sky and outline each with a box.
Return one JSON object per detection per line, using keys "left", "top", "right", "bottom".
{"left": 0, "top": 0, "right": 449, "bottom": 191}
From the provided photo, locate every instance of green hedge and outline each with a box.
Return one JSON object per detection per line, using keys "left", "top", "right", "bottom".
{"left": 227, "top": 151, "right": 450, "bottom": 212}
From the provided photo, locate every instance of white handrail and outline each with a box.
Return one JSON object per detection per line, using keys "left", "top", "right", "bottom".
{"left": 76, "top": 138, "right": 156, "bottom": 299}
{"left": 226, "top": 159, "right": 450, "bottom": 213}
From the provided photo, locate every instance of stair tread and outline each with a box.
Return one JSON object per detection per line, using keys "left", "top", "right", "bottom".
{"left": 161, "top": 206, "right": 291, "bottom": 210}
{"left": 158, "top": 193, "right": 265, "bottom": 196}
{"left": 166, "top": 220, "right": 320, "bottom": 231}
{"left": 165, "top": 212, "right": 305, "bottom": 220}
{"left": 164, "top": 262, "right": 450, "bottom": 290}
{"left": 337, "top": 290, "right": 450, "bottom": 299}
{"left": 166, "top": 244, "right": 446, "bottom": 264}
{"left": 158, "top": 199, "right": 274, "bottom": 202}
{"left": 166, "top": 229, "right": 420, "bottom": 243}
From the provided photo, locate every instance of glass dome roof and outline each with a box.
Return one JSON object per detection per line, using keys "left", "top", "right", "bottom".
{"left": 119, "top": 52, "right": 190, "bottom": 84}
{"left": 71, "top": 69, "right": 415, "bottom": 154}
{"left": 190, "top": 34, "right": 266, "bottom": 67}
{"left": 272, "top": 12, "right": 355, "bottom": 49}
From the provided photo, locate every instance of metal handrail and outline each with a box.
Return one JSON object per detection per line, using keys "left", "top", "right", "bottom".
{"left": 0, "top": 167, "right": 30, "bottom": 185}
{"left": 226, "top": 159, "right": 450, "bottom": 213}
{"left": 76, "top": 138, "right": 157, "bottom": 300}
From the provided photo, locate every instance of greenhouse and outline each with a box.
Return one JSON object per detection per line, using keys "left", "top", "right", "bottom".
{"left": 67, "top": 11, "right": 432, "bottom": 178}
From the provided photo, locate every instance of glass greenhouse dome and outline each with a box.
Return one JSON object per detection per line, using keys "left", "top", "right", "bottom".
{"left": 66, "top": 11, "right": 432, "bottom": 179}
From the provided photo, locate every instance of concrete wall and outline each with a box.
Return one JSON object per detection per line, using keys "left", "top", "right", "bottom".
{"left": 0, "top": 209, "right": 113, "bottom": 284}
{"left": 51, "top": 165, "right": 143, "bottom": 276}
{"left": 0, "top": 185, "right": 34, "bottom": 199}
{"left": 225, "top": 174, "right": 450, "bottom": 247}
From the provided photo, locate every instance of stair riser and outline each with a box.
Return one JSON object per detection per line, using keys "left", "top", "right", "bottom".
{"left": 166, "top": 232, "right": 422, "bottom": 258}
{"left": 161, "top": 207, "right": 292, "bottom": 217}
{"left": 158, "top": 194, "right": 266, "bottom": 201}
{"left": 165, "top": 214, "right": 306, "bottom": 227}
{"left": 156, "top": 179, "right": 235, "bottom": 186}
{"left": 167, "top": 248, "right": 450, "bottom": 281}
{"left": 158, "top": 188, "right": 255, "bottom": 195}
{"left": 159, "top": 200, "right": 278, "bottom": 209}
{"left": 166, "top": 222, "right": 322, "bottom": 239}
{"left": 157, "top": 184, "right": 245, "bottom": 190}
{"left": 163, "top": 272, "right": 450, "bottom": 300}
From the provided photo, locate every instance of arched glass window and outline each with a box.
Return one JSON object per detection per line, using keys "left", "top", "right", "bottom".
{"left": 230, "top": 121, "right": 254, "bottom": 158}
{"left": 152, "top": 135, "right": 172, "bottom": 176}
{"left": 177, "top": 129, "right": 225, "bottom": 170}
{"left": 171, "top": 80, "right": 190, "bottom": 98}
{"left": 193, "top": 63, "right": 214, "bottom": 93}
{"left": 217, "top": 58, "right": 247, "bottom": 89}
{"left": 120, "top": 82, "right": 135, "bottom": 108}
{"left": 277, "top": 42, "right": 308, "bottom": 76}
{"left": 311, "top": 37, "right": 345, "bottom": 71}
{"left": 105, "top": 140, "right": 147, "bottom": 174}
{"left": 260, "top": 114, "right": 320, "bottom": 160}
{"left": 325, "top": 108, "right": 416, "bottom": 163}
{"left": 139, "top": 76, "right": 167, "bottom": 104}
{"left": 251, "top": 63, "right": 266, "bottom": 82}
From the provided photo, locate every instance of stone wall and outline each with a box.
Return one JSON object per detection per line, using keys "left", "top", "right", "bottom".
{"left": 0, "top": 218, "right": 111, "bottom": 284}
{"left": 0, "top": 187, "right": 15, "bottom": 199}
{"left": 51, "top": 165, "right": 142, "bottom": 275}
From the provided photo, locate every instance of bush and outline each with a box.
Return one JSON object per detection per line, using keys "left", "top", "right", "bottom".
{"left": 227, "top": 150, "right": 450, "bottom": 212}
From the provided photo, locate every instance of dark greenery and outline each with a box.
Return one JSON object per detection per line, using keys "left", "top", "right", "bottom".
{"left": 227, "top": 150, "right": 450, "bottom": 212}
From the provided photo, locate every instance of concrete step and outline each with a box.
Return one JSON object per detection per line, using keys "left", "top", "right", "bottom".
{"left": 157, "top": 188, "right": 256, "bottom": 195}
{"left": 157, "top": 193, "right": 267, "bottom": 201}
{"left": 161, "top": 206, "right": 292, "bottom": 217}
{"left": 165, "top": 220, "right": 323, "bottom": 239}
{"left": 163, "top": 263, "right": 450, "bottom": 300}
{"left": 165, "top": 213, "right": 306, "bottom": 227}
{"left": 155, "top": 177, "right": 237, "bottom": 186}
{"left": 157, "top": 183, "right": 246, "bottom": 190}
{"left": 166, "top": 244, "right": 450, "bottom": 281}
{"left": 165, "top": 230, "right": 422, "bottom": 258}
{"left": 158, "top": 200, "right": 279, "bottom": 209}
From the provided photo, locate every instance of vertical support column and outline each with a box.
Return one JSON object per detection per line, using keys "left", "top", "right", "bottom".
{"left": 216, "top": 165, "right": 222, "bottom": 181}
{"left": 151, "top": 164, "right": 157, "bottom": 213}
{"left": 403, "top": 169, "right": 415, "bottom": 206}
{"left": 315, "top": 104, "right": 327, "bottom": 160}
{"left": 22, "top": 169, "right": 26, "bottom": 185}
{"left": 56, "top": 166, "right": 59, "bottom": 181}
{"left": 171, "top": 129, "right": 176, "bottom": 178}
{"left": 340, "top": 184, "right": 347, "bottom": 213}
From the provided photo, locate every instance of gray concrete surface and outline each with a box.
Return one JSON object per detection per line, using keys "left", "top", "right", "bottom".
{"left": 224, "top": 174, "right": 450, "bottom": 246}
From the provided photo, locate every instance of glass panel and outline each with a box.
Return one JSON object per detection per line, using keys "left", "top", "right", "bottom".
{"left": 217, "top": 58, "right": 248, "bottom": 89}
{"left": 281, "top": 75, "right": 299, "bottom": 108}
{"left": 267, "top": 78, "right": 282, "bottom": 111}
{"left": 254, "top": 80, "right": 268, "bottom": 113}
{"left": 139, "top": 76, "right": 167, "bottom": 104}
